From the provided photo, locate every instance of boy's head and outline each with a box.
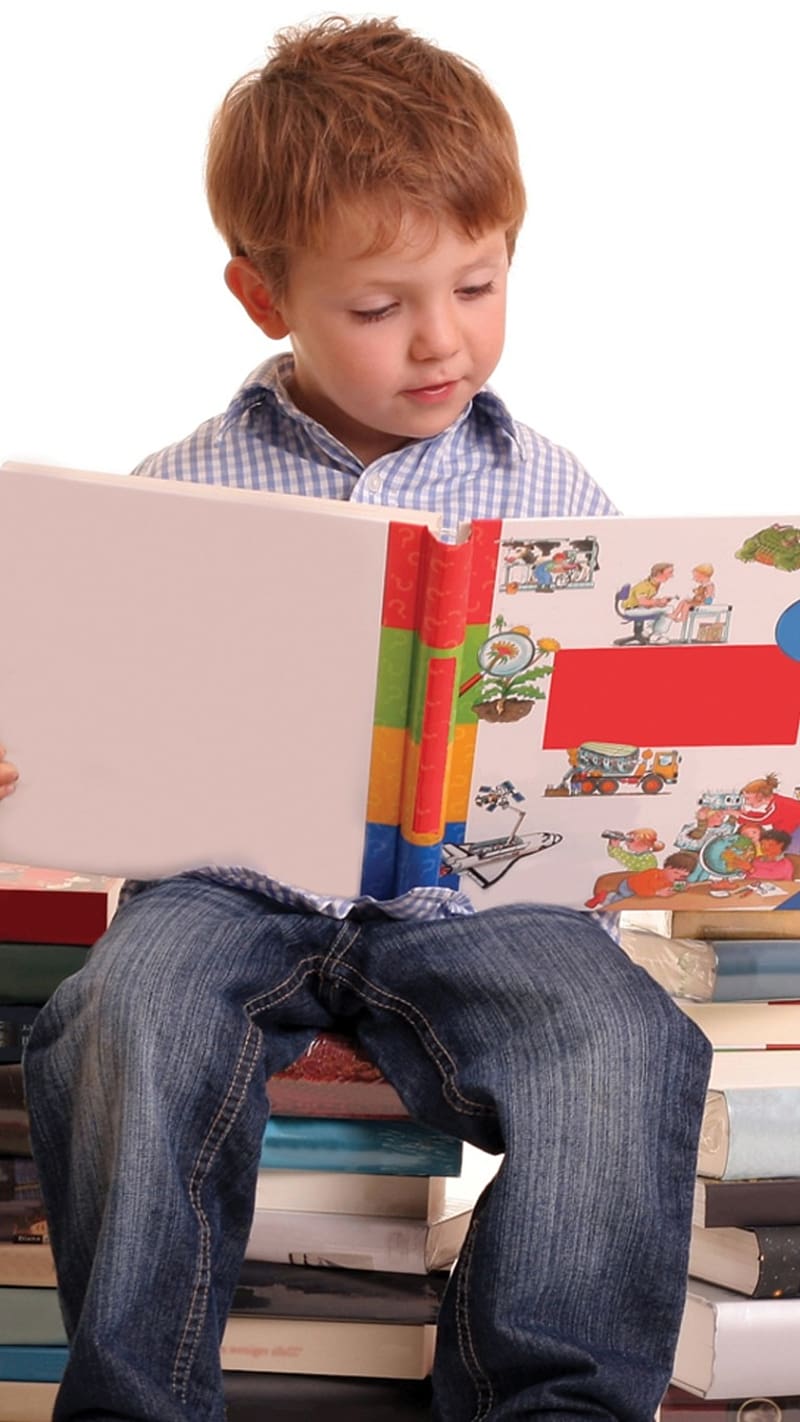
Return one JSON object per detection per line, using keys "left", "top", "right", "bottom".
{"left": 205, "top": 17, "right": 526, "bottom": 464}
{"left": 206, "top": 15, "right": 526, "bottom": 300}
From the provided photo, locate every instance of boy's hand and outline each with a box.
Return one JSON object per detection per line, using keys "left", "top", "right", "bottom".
{"left": 0, "top": 746, "right": 19, "bottom": 800}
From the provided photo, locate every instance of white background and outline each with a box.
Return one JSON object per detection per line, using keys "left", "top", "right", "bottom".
{"left": 1, "top": 0, "right": 798, "bottom": 515}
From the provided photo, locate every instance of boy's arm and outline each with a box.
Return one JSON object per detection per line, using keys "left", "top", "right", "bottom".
{"left": 0, "top": 746, "right": 19, "bottom": 799}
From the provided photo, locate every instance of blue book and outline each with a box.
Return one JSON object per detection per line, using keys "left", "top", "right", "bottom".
{"left": 712, "top": 939, "right": 800, "bottom": 1001}
{"left": 260, "top": 1117, "right": 462, "bottom": 1176}
{"left": 0, "top": 1344, "right": 68, "bottom": 1382}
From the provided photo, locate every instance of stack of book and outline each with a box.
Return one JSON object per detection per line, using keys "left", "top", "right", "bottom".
{"left": 222, "top": 1031, "right": 470, "bottom": 1417}
{"left": 0, "top": 865, "right": 470, "bottom": 1419}
{"left": 0, "top": 863, "right": 121, "bottom": 1421}
{"left": 659, "top": 1386, "right": 800, "bottom": 1419}
{"left": 658, "top": 908, "right": 800, "bottom": 1408}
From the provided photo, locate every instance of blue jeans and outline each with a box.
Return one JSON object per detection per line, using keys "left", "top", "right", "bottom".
{"left": 23, "top": 876, "right": 711, "bottom": 1421}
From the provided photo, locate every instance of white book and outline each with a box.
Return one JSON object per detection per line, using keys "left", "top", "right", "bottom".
{"left": 708, "top": 1050, "right": 800, "bottom": 1091}
{"left": 221, "top": 1316, "right": 436, "bottom": 1379}
{"left": 245, "top": 1196, "right": 472, "bottom": 1274}
{"left": 254, "top": 1170, "right": 446, "bottom": 1218}
{"left": 672, "top": 1281, "right": 800, "bottom": 1397}
{"left": 680, "top": 1001, "right": 800, "bottom": 1049}
{"left": 698, "top": 1087, "right": 800, "bottom": 1179}
{"left": 0, "top": 1382, "right": 59, "bottom": 1422}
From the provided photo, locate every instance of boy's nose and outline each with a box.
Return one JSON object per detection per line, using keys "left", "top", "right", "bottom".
{"left": 409, "top": 306, "right": 460, "bottom": 363}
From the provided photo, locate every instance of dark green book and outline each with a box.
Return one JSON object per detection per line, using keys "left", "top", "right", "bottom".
{"left": 0, "top": 943, "right": 90, "bottom": 1003}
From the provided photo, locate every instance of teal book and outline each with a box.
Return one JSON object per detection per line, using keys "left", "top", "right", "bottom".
{"left": 712, "top": 938, "right": 800, "bottom": 1001}
{"left": 260, "top": 1117, "right": 462, "bottom": 1176}
{"left": 0, "top": 1345, "right": 68, "bottom": 1382}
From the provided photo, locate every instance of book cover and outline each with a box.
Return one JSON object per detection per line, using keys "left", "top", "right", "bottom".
{"left": 267, "top": 1032, "right": 407, "bottom": 1119}
{"left": 0, "top": 1108, "right": 32, "bottom": 1156}
{"left": 0, "top": 1244, "right": 57, "bottom": 1288}
{"left": 259, "top": 1117, "right": 462, "bottom": 1177}
{"left": 710, "top": 940, "right": 800, "bottom": 1003}
{"left": 244, "top": 1196, "right": 472, "bottom": 1274}
{"left": 680, "top": 1003, "right": 800, "bottom": 1050}
{"left": 673, "top": 912, "right": 800, "bottom": 942}
{"left": 0, "top": 1381, "right": 59, "bottom": 1422}
{"left": 0, "top": 942, "right": 91, "bottom": 1004}
{"left": 232, "top": 1259, "right": 448, "bottom": 1325}
{"left": 254, "top": 1170, "right": 446, "bottom": 1219}
{"left": 0, "top": 1287, "right": 65, "bottom": 1346}
{"left": 698, "top": 1089, "right": 800, "bottom": 1179}
{"left": 3, "top": 463, "right": 800, "bottom": 916}
{"left": 0, "top": 1006, "right": 39, "bottom": 1065}
{"left": 0, "top": 1201, "right": 48, "bottom": 1244}
{"left": 693, "top": 1176, "right": 800, "bottom": 1230}
{"left": 672, "top": 1282, "right": 800, "bottom": 1397}
{"left": 689, "top": 1224, "right": 800, "bottom": 1299}
{"left": 0, "top": 1346, "right": 67, "bottom": 1383}
{"left": 222, "top": 1372, "right": 433, "bottom": 1422}
{"left": 220, "top": 1316, "right": 436, "bottom": 1380}
{"left": 0, "top": 1156, "right": 39, "bottom": 1202}
{"left": 0, "top": 862, "right": 121, "bottom": 945}
{"left": 661, "top": 1387, "right": 800, "bottom": 1419}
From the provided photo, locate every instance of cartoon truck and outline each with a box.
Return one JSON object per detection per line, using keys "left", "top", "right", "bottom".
{"left": 557, "top": 741, "right": 681, "bottom": 796}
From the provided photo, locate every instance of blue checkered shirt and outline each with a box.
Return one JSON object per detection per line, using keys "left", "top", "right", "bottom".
{"left": 128, "top": 353, "right": 616, "bottom": 921}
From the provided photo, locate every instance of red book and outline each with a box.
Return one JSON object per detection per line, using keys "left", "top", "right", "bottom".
{"left": 0, "top": 863, "right": 122, "bottom": 945}
{"left": 268, "top": 1033, "right": 408, "bottom": 1119}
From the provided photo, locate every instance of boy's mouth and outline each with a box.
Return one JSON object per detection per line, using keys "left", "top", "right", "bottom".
{"left": 402, "top": 380, "right": 459, "bottom": 404}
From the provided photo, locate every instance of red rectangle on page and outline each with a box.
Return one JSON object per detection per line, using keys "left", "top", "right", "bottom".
{"left": 542, "top": 645, "right": 800, "bottom": 749}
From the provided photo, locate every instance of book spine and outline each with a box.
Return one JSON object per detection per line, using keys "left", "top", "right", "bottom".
{"left": 0, "top": 893, "right": 109, "bottom": 945}
{"left": 361, "top": 519, "right": 500, "bottom": 898}
{"left": 244, "top": 1209, "right": 466, "bottom": 1275}
{"left": 259, "top": 1117, "right": 462, "bottom": 1176}
{"left": 724, "top": 1088, "right": 800, "bottom": 1179}
{"left": 695, "top": 1176, "right": 800, "bottom": 1228}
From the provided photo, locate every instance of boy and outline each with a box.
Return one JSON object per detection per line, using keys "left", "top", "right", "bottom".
{"left": 2, "top": 18, "right": 710, "bottom": 1422}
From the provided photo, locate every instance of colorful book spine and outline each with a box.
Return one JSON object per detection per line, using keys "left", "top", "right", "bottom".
{"left": 259, "top": 1116, "right": 462, "bottom": 1177}
{"left": 361, "top": 520, "right": 498, "bottom": 897}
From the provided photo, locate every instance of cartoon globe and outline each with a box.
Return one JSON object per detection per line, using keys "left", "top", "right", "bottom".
{"left": 699, "top": 832, "right": 752, "bottom": 878}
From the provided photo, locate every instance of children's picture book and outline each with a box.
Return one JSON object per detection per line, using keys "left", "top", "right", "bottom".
{"left": 2, "top": 461, "right": 800, "bottom": 915}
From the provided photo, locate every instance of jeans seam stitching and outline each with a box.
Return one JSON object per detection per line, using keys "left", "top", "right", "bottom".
{"left": 324, "top": 961, "right": 493, "bottom": 1118}
{"left": 243, "top": 953, "right": 324, "bottom": 1014}
{"left": 454, "top": 1216, "right": 494, "bottom": 1420}
{"left": 170, "top": 1019, "right": 262, "bottom": 1401}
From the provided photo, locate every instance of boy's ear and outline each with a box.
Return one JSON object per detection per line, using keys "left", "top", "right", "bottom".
{"left": 224, "top": 258, "right": 290, "bottom": 339}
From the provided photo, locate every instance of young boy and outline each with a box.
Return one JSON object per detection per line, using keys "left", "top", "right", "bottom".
{"left": 2, "top": 18, "right": 711, "bottom": 1421}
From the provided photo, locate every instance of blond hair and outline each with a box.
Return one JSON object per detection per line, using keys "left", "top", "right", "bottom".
{"left": 206, "top": 16, "right": 526, "bottom": 296}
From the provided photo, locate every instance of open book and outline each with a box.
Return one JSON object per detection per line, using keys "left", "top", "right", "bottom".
{"left": 2, "top": 461, "right": 799, "bottom": 915}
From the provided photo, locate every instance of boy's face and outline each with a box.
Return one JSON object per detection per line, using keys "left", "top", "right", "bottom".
{"left": 270, "top": 212, "right": 509, "bottom": 465}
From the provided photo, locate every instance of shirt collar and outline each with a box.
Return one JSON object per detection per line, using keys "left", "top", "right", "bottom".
{"left": 218, "top": 351, "right": 521, "bottom": 454}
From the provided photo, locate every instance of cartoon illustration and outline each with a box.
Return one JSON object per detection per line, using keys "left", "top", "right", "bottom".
{"left": 545, "top": 742, "right": 681, "bottom": 796}
{"left": 736, "top": 523, "right": 800, "bottom": 571}
{"left": 671, "top": 562, "right": 715, "bottom": 623}
{"left": 585, "top": 851, "right": 695, "bottom": 910}
{"left": 500, "top": 537, "right": 598, "bottom": 594}
{"left": 462, "top": 619, "right": 560, "bottom": 723}
{"left": 613, "top": 558, "right": 731, "bottom": 646}
{"left": 736, "top": 771, "right": 800, "bottom": 849}
{"left": 440, "top": 781, "right": 562, "bottom": 889}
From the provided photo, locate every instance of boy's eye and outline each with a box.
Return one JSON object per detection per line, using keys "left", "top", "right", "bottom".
{"left": 351, "top": 304, "right": 396, "bottom": 323}
{"left": 457, "top": 280, "right": 495, "bottom": 299}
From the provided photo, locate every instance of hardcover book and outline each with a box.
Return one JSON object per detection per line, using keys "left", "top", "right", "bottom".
{"left": 244, "top": 1195, "right": 472, "bottom": 1274}
{"left": 661, "top": 1388, "right": 800, "bottom": 1420}
{"left": 253, "top": 1169, "right": 446, "bottom": 1218}
{"left": 222, "top": 1372, "right": 433, "bottom": 1422}
{"left": 693, "top": 1176, "right": 800, "bottom": 1230}
{"left": 267, "top": 1032, "right": 407, "bottom": 1119}
{"left": 698, "top": 1088, "right": 800, "bottom": 1179}
{"left": 680, "top": 1003, "right": 800, "bottom": 1051}
{"left": 0, "top": 862, "right": 121, "bottom": 945}
{"left": 232, "top": 1258, "right": 449, "bottom": 1325}
{"left": 259, "top": 1117, "right": 462, "bottom": 1177}
{"left": 220, "top": 1316, "right": 436, "bottom": 1379}
{"left": 672, "top": 1282, "right": 800, "bottom": 1397}
{"left": 3, "top": 463, "right": 800, "bottom": 916}
{"left": 709, "top": 939, "right": 800, "bottom": 1002}
{"left": 689, "top": 1224, "right": 800, "bottom": 1299}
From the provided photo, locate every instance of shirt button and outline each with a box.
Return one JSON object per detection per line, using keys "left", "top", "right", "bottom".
{"left": 367, "top": 472, "right": 383, "bottom": 492}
